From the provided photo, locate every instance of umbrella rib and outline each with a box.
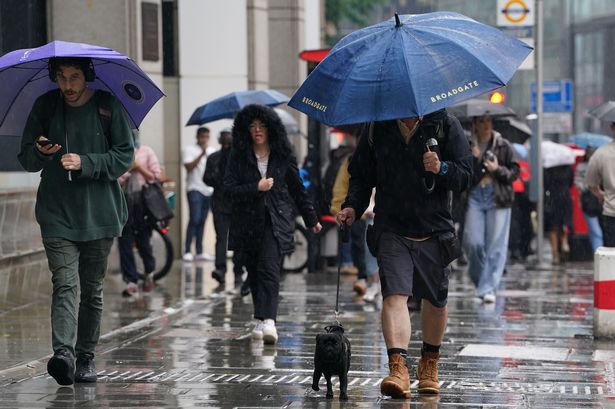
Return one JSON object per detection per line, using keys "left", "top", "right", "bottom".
{"left": 398, "top": 30, "right": 420, "bottom": 118}
{"left": 0, "top": 65, "right": 48, "bottom": 129}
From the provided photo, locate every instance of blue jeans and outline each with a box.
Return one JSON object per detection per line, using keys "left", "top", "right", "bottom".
{"left": 463, "top": 184, "right": 511, "bottom": 297}
{"left": 583, "top": 213, "right": 603, "bottom": 251}
{"left": 185, "top": 190, "right": 211, "bottom": 254}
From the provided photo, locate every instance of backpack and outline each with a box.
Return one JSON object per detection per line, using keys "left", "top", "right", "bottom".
{"left": 40, "top": 89, "right": 113, "bottom": 147}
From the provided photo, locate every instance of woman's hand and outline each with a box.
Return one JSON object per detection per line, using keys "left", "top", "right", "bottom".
{"left": 483, "top": 155, "right": 499, "bottom": 173}
{"left": 312, "top": 222, "right": 322, "bottom": 233}
{"left": 258, "top": 177, "right": 274, "bottom": 191}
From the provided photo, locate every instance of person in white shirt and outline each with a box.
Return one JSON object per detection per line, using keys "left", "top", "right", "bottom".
{"left": 182, "top": 127, "right": 215, "bottom": 261}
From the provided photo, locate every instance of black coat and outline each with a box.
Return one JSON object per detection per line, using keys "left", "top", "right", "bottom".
{"left": 470, "top": 131, "right": 519, "bottom": 208}
{"left": 224, "top": 150, "right": 318, "bottom": 254}
{"left": 224, "top": 104, "right": 318, "bottom": 255}
{"left": 203, "top": 148, "right": 231, "bottom": 214}
{"left": 343, "top": 109, "right": 473, "bottom": 237}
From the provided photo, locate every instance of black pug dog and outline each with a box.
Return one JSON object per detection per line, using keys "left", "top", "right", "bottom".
{"left": 312, "top": 324, "right": 351, "bottom": 400}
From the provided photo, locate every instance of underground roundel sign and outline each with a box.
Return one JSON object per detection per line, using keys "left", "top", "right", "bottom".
{"left": 497, "top": 0, "right": 535, "bottom": 27}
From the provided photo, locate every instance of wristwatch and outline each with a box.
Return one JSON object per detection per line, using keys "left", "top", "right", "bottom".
{"left": 438, "top": 161, "right": 448, "bottom": 176}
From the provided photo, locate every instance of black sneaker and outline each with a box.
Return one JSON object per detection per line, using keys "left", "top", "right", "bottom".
{"left": 75, "top": 352, "right": 97, "bottom": 383}
{"left": 211, "top": 269, "right": 225, "bottom": 284}
{"left": 47, "top": 348, "right": 75, "bottom": 385}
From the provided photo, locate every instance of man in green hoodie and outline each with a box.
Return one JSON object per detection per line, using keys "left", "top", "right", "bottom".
{"left": 18, "top": 57, "right": 134, "bottom": 386}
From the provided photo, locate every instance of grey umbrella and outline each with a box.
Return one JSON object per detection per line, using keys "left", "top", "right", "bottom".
{"left": 447, "top": 98, "right": 516, "bottom": 119}
{"left": 589, "top": 101, "right": 615, "bottom": 122}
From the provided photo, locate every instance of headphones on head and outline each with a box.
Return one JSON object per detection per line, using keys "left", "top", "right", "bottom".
{"left": 48, "top": 57, "right": 96, "bottom": 82}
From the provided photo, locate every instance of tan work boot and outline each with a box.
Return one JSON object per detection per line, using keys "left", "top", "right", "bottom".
{"left": 416, "top": 351, "right": 440, "bottom": 394}
{"left": 380, "top": 354, "right": 411, "bottom": 399}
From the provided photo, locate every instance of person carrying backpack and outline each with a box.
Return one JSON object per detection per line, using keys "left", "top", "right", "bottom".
{"left": 18, "top": 57, "right": 134, "bottom": 386}
{"left": 336, "top": 109, "right": 472, "bottom": 399}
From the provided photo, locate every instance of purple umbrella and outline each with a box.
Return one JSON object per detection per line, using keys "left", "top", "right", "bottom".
{"left": 0, "top": 40, "right": 164, "bottom": 136}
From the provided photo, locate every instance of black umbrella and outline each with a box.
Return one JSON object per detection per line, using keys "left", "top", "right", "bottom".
{"left": 448, "top": 98, "right": 516, "bottom": 119}
{"left": 589, "top": 101, "right": 615, "bottom": 122}
{"left": 493, "top": 117, "right": 531, "bottom": 144}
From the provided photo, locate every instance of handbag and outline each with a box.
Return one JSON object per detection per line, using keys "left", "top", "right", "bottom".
{"left": 581, "top": 190, "right": 602, "bottom": 218}
{"left": 142, "top": 181, "right": 174, "bottom": 222}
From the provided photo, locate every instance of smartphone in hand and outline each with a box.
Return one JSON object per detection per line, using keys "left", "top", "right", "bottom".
{"left": 38, "top": 140, "right": 54, "bottom": 146}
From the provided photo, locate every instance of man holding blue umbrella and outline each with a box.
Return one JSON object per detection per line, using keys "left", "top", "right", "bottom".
{"left": 18, "top": 57, "right": 134, "bottom": 386}
{"left": 337, "top": 110, "right": 472, "bottom": 398}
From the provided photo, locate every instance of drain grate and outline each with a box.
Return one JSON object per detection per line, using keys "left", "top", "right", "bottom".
{"left": 36, "top": 369, "right": 610, "bottom": 396}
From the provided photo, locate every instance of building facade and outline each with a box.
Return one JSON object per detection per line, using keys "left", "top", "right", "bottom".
{"left": 0, "top": 0, "right": 323, "bottom": 254}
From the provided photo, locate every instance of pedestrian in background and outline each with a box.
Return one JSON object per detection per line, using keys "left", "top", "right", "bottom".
{"left": 585, "top": 122, "right": 615, "bottom": 247}
{"left": 575, "top": 147, "right": 603, "bottom": 251}
{"left": 203, "top": 128, "right": 245, "bottom": 288}
{"left": 337, "top": 109, "right": 472, "bottom": 398}
{"left": 182, "top": 127, "right": 215, "bottom": 262}
{"left": 330, "top": 154, "right": 373, "bottom": 297}
{"left": 117, "top": 129, "right": 161, "bottom": 297}
{"left": 225, "top": 104, "right": 321, "bottom": 345}
{"left": 544, "top": 164, "right": 574, "bottom": 264}
{"left": 18, "top": 57, "right": 134, "bottom": 385}
{"left": 463, "top": 115, "right": 519, "bottom": 303}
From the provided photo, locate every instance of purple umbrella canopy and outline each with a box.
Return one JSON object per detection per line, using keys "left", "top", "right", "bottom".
{"left": 0, "top": 40, "right": 164, "bottom": 135}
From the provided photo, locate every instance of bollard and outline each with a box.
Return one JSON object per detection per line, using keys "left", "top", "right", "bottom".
{"left": 594, "top": 247, "right": 615, "bottom": 338}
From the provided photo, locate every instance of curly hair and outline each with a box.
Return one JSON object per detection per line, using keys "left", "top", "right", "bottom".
{"left": 231, "top": 104, "right": 292, "bottom": 158}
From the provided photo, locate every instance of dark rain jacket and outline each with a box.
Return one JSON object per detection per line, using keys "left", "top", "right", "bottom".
{"left": 224, "top": 105, "right": 318, "bottom": 255}
{"left": 224, "top": 150, "right": 318, "bottom": 254}
{"left": 470, "top": 130, "right": 519, "bottom": 208}
{"left": 203, "top": 147, "right": 232, "bottom": 214}
{"left": 342, "top": 109, "right": 473, "bottom": 238}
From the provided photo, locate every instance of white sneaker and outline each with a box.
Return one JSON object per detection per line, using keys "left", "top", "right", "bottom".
{"left": 262, "top": 319, "right": 278, "bottom": 345}
{"left": 195, "top": 253, "right": 215, "bottom": 261}
{"left": 363, "top": 282, "right": 381, "bottom": 303}
{"left": 182, "top": 253, "right": 194, "bottom": 262}
{"left": 251, "top": 320, "right": 264, "bottom": 340}
{"left": 483, "top": 293, "right": 496, "bottom": 304}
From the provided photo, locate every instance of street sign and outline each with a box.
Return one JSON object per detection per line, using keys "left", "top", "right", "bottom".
{"left": 497, "top": 0, "right": 535, "bottom": 27}
{"left": 530, "top": 79, "right": 573, "bottom": 113}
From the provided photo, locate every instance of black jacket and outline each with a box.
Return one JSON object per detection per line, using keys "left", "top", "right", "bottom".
{"left": 470, "top": 131, "right": 519, "bottom": 208}
{"left": 203, "top": 148, "right": 231, "bottom": 214}
{"left": 224, "top": 105, "right": 318, "bottom": 254}
{"left": 342, "top": 109, "right": 472, "bottom": 237}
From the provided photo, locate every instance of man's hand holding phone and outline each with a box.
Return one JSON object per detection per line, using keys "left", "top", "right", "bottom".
{"left": 36, "top": 137, "right": 61, "bottom": 155}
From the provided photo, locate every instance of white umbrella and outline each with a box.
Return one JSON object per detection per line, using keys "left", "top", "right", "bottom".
{"left": 541, "top": 140, "right": 576, "bottom": 169}
{"left": 274, "top": 108, "right": 300, "bottom": 134}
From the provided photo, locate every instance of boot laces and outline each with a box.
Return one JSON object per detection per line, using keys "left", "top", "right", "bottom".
{"left": 422, "top": 357, "right": 438, "bottom": 380}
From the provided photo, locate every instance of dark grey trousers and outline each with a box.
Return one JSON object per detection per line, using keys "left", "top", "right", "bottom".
{"left": 43, "top": 237, "right": 113, "bottom": 356}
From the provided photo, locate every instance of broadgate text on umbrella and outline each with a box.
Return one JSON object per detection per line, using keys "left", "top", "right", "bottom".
{"left": 430, "top": 81, "right": 480, "bottom": 103}
{"left": 301, "top": 97, "right": 327, "bottom": 112}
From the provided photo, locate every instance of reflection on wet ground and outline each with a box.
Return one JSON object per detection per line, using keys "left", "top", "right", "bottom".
{"left": 0, "top": 253, "right": 613, "bottom": 407}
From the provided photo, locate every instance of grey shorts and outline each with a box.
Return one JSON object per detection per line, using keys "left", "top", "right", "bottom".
{"left": 377, "top": 231, "right": 450, "bottom": 308}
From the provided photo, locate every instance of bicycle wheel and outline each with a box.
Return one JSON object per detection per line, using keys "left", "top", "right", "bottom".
{"left": 137, "top": 224, "right": 174, "bottom": 281}
{"left": 282, "top": 223, "right": 309, "bottom": 273}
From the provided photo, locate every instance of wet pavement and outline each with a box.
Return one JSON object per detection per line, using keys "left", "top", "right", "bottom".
{"left": 0, "top": 250, "right": 614, "bottom": 408}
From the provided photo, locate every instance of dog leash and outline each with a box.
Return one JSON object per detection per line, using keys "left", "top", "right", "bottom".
{"left": 335, "top": 221, "right": 351, "bottom": 324}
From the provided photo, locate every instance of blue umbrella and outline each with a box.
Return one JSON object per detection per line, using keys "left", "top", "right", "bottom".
{"left": 0, "top": 40, "right": 164, "bottom": 135}
{"left": 289, "top": 12, "right": 532, "bottom": 126}
{"left": 568, "top": 133, "right": 611, "bottom": 149}
{"left": 186, "top": 90, "right": 290, "bottom": 125}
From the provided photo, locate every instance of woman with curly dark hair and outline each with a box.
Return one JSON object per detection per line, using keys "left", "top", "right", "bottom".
{"left": 224, "top": 104, "right": 322, "bottom": 344}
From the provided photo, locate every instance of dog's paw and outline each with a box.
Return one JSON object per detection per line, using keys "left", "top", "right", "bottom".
{"left": 340, "top": 392, "right": 348, "bottom": 401}
{"left": 326, "top": 392, "right": 334, "bottom": 399}
{"left": 311, "top": 384, "right": 319, "bottom": 391}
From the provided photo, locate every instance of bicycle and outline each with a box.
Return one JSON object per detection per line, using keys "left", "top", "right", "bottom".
{"left": 134, "top": 218, "right": 174, "bottom": 282}
{"left": 282, "top": 221, "right": 309, "bottom": 273}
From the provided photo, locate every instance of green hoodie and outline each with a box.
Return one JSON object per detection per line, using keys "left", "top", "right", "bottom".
{"left": 18, "top": 90, "right": 134, "bottom": 241}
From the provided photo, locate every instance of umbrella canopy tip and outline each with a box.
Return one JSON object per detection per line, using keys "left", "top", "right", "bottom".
{"left": 394, "top": 13, "right": 402, "bottom": 27}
